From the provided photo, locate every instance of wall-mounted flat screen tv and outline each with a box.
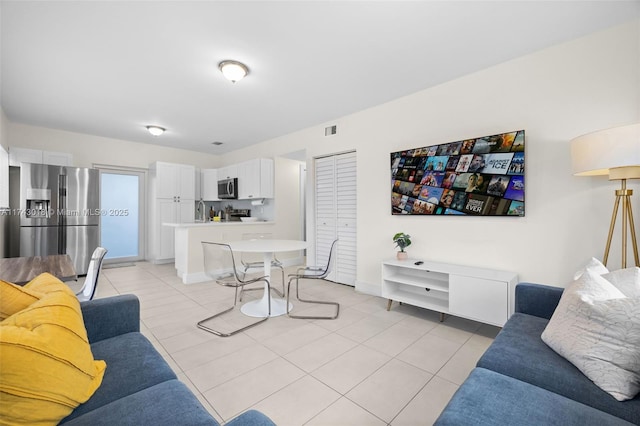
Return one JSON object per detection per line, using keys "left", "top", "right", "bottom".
{"left": 391, "top": 130, "right": 524, "bottom": 216}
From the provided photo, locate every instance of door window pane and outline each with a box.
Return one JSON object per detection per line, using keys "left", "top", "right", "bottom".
{"left": 101, "top": 173, "right": 139, "bottom": 259}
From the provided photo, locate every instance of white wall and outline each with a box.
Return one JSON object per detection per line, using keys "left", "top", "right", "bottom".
{"left": 7, "top": 122, "right": 222, "bottom": 169}
{"left": 272, "top": 157, "right": 303, "bottom": 239}
{"left": 222, "top": 20, "right": 640, "bottom": 292}
{"left": 5, "top": 121, "right": 304, "bottom": 261}
{"left": 4, "top": 20, "right": 639, "bottom": 291}
{"left": 0, "top": 108, "right": 8, "bottom": 152}
{"left": 0, "top": 108, "right": 9, "bottom": 257}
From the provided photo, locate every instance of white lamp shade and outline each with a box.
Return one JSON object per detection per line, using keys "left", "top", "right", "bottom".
{"left": 571, "top": 123, "right": 640, "bottom": 177}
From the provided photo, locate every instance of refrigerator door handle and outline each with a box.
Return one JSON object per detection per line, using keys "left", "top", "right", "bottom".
{"left": 58, "top": 174, "right": 66, "bottom": 254}
{"left": 59, "top": 224, "right": 66, "bottom": 255}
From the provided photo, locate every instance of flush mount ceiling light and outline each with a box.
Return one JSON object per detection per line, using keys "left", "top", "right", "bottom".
{"left": 219, "top": 60, "right": 249, "bottom": 83}
{"left": 146, "top": 125, "right": 165, "bottom": 136}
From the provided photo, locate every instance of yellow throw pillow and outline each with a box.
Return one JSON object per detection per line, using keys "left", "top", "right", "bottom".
{"left": 0, "top": 280, "right": 42, "bottom": 321}
{"left": 0, "top": 276, "right": 106, "bottom": 425}
{"left": 24, "top": 272, "right": 71, "bottom": 294}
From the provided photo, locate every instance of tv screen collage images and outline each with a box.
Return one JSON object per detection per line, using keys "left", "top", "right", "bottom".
{"left": 391, "top": 130, "right": 525, "bottom": 216}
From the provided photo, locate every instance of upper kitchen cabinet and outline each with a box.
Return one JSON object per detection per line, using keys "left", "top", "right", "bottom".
{"left": 194, "top": 168, "right": 202, "bottom": 200}
{"left": 217, "top": 164, "right": 238, "bottom": 180}
{"left": 9, "top": 147, "right": 73, "bottom": 166}
{"left": 152, "top": 162, "right": 195, "bottom": 200}
{"left": 43, "top": 151, "right": 73, "bottom": 167}
{"left": 201, "top": 168, "right": 219, "bottom": 201}
{"left": 237, "top": 158, "right": 274, "bottom": 199}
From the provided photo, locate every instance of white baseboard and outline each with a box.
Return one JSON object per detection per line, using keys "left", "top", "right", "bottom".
{"left": 181, "top": 271, "right": 209, "bottom": 284}
{"left": 148, "top": 258, "right": 174, "bottom": 265}
{"left": 355, "top": 279, "right": 382, "bottom": 297}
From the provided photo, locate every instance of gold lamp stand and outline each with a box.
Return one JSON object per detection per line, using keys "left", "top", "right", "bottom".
{"left": 603, "top": 168, "right": 640, "bottom": 268}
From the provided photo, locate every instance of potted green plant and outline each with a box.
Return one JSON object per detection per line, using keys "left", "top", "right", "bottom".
{"left": 393, "top": 232, "right": 411, "bottom": 260}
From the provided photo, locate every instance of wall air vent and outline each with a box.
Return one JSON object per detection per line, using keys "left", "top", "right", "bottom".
{"left": 325, "top": 125, "right": 337, "bottom": 136}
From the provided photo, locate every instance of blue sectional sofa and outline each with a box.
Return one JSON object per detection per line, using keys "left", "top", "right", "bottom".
{"left": 435, "top": 283, "right": 640, "bottom": 426}
{"left": 59, "top": 294, "right": 275, "bottom": 426}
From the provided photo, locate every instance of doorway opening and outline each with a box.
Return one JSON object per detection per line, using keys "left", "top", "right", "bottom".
{"left": 281, "top": 149, "right": 307, "bottom": 256}
{"left": 95, "top": 165, "right": 146, "bottom": 265}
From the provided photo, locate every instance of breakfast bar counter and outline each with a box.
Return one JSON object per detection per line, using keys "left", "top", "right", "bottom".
{"left": 164, "top": 221, "right": 275, "bottom": 228}
{"left": 163, "top": 221, "right": 304, "bottom": 284}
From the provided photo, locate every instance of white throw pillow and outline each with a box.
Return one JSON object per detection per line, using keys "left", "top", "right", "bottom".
{"left": 602, "top": 267, "right": 640, "bottom": 298}
{"left": 573, "top": 257, "right": 609, "bottom": 280}
{"left": 541, "top": 270, "right": 640, "bottom": 401}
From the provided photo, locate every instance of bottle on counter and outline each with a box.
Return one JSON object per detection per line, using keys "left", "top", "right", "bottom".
{"left": 209, "top": 207, "right": 214, "bottom": 221}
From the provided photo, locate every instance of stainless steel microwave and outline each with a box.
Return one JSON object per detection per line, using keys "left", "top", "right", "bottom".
{"left": 217, "top": 178, "right": 238, "bottom": 199}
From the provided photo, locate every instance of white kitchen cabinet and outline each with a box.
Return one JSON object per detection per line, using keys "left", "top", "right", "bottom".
{"left": 148, "top": 162, "right": 196, "bottom": 263}
{"left": 156, "top": 162, "right": 177, "bottom": 199}
{"left": 9, "top": 147, "right": 42, "bottom": 165}
{"left": 217, "top": 165, "right": 238, "bottom": 180}
{"left": 381, "top": 259, "right": 518, "bottom": 326}
{"left": 43, "top": 151, "right": 73, "bottom": 166}
{"left": 154, "top": 162, "right": 195, "bottom": 200}
{"left": 201, "top": 168, "right": 219, "bottom": 201}
{"left": 156, "top": 199, "right": 177, "bottom": 260}
{"left": 148, "top": 198, "right": 194, "bottom": 262}
{"left": 195, "top": 168, "right": 201, "bottom": 200}
{"left": 151, "top": 198, "right": 194, "bottom": 261}
{"left": 178, "top": 165, "right": 195, "bottom": 199}
{"left": 9, "top": 147, "right": 72, "bottom": 166}
{"left": 237, "top": 158, "right": 274, "bottom": 199}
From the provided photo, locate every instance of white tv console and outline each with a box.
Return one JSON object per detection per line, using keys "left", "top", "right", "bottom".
{"left": 382, "top": 259, "right": 518, "bottom": 327}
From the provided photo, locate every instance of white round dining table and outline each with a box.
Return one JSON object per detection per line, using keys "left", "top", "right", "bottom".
{"left": 228, "top": 239, "right": 307, "bottom": 317}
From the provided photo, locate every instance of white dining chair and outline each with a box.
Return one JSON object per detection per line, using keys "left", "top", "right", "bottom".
{"left": 76, "top": 247, "right": 108, "bottom": 302}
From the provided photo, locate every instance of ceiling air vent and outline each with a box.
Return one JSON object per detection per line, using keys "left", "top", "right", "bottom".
{"left": 324, "top": 125, "right": 337, "bottom": 136}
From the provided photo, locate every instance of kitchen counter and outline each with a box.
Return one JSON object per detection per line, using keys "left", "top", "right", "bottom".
{"left": 163, "top": 221, "right": 304, "bottom": 284}
{"left": 163, "top": 221, "right": 275, "bottom": 228}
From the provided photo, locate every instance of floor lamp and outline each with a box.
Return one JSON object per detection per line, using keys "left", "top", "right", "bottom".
{"left": 571, "top": 123, "right": 640, "bottom": 268}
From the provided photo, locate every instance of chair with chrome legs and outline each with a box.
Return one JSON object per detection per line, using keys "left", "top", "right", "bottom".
{"left": 238, "top": 233, "right": 285, "bottom": 300}
{"left": 197, "top": 242, "right": 271, "bottom": 337}
{"left": 76, "top": 247, "right": 108, "bottom": 302}
{"left": 286, "top": 239, "right": 340, "bottom": 320}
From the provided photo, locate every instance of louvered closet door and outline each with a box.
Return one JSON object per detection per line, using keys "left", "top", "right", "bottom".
{"left": 315, "top": 156, "right": 336, "bottom": 276}
{"left": 314, "top": 151, "right": 357, "bottom": 285}
{"left": 335, "top": 152, "right": 357, "bottom": 285}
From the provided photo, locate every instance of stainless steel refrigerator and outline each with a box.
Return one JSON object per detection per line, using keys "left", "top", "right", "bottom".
{"left": 9, "top": 163, "right": 100, "bottom": 275}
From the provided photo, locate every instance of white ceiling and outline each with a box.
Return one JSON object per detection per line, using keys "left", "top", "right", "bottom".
{"left": 2, "top": 1, "right": 639, "bottom": 155}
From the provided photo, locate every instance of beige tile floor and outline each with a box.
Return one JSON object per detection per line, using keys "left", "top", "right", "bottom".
{"left": 76, "top": 261, "right": 500, "bottom": 426}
